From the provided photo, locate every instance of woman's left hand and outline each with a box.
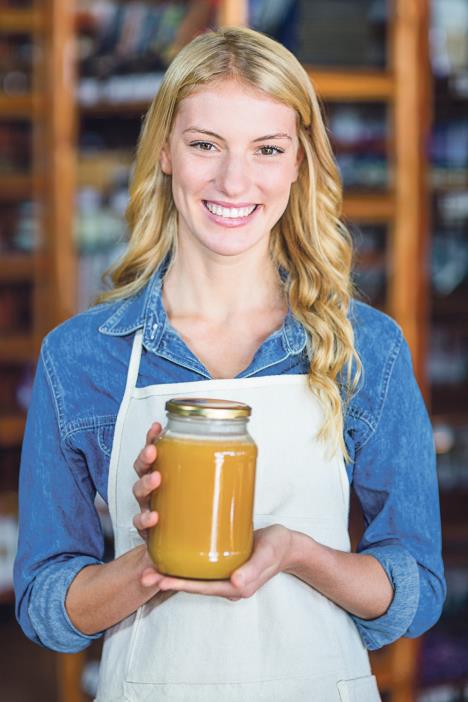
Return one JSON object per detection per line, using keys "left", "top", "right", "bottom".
{"left": 154, "top": 524, "right": 293, "bottom": 600}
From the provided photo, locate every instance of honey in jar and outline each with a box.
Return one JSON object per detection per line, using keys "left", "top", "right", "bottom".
{"left": 148, "top": 398, "right": 257, "bottom": 579}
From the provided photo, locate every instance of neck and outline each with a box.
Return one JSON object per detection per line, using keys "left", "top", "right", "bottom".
{"left": 162, "top": 243, "right": 286, "bottom": 324}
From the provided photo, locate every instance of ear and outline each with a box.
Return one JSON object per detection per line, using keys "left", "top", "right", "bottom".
{"left": 159, "top": 142, "right": 172, "bottom": 175}
{"left": 292, "top": 144, "right": 304, "bottom": 182}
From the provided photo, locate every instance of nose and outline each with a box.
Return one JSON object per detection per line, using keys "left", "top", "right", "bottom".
{"left": 214, "top": 152, "right": 252, "bottom": 199}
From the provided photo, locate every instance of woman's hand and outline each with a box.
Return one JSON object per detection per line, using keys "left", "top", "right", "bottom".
{"left": 132, "top": 421, "right": 163, "bottom": 540}
{"left": 132, "top": 422, "right": 168, "bottom": 588}
{"left": 156, "top": 524, "right": 293, "bottom": 600}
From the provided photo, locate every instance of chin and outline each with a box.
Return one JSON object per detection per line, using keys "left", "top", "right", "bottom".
{"left": 201, "top": 237, "right": 263, "bottom": 258}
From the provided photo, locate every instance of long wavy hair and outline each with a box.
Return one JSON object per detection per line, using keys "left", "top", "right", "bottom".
{"left": 98, "top": 26, "right": 361, "bottom": 458}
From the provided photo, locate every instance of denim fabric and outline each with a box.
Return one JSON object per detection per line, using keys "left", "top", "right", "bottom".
{"left": 14, "top": 260, "right": 446, "bottom": 653}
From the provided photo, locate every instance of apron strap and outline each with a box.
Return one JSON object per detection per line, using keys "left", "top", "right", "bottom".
{"left": 107, "top": 328, "right": 144, "bottom": 525}
{"left": 125, "top": 328, "right": 144, "bottom": 395}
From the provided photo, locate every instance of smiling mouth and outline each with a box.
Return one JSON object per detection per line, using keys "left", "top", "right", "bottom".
{"left": 203, "top": 201, "right": 259, "bottom": 219}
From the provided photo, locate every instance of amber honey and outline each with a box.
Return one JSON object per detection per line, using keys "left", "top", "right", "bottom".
{"left": 148, "top": 398, "right": 257, "bottom": 579}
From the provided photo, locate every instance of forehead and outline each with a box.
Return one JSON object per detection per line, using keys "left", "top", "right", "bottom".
{"left": 173, "top": 79, "right": 298, "bottom": 134}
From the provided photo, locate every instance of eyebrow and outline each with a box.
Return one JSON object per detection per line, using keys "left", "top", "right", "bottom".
{"left": 182, "top": 128, "right": 292, "bottom": 142}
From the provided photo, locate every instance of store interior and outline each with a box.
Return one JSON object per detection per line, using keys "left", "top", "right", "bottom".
{"left": 1, "top": 1, "right": 468, "bottom": 700}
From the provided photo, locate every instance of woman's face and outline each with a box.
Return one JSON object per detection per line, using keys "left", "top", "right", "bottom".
{"left": 160, "top": 78, "right": 302, "bottom": 258}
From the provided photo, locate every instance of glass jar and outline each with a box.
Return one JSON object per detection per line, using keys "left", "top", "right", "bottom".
{"left": 148, "top": 398, "right": 257, "bottom": 580}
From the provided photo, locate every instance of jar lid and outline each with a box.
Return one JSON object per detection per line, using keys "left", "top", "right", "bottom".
{"left": 166, "top": 398, "right": 251, "bottom": 419}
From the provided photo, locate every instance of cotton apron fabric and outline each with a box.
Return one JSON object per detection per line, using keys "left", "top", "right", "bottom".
{"left": 95, "top": 330, "right": 381, "bottom": 702}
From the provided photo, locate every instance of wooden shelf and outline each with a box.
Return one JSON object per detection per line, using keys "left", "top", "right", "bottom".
{"left": 355, "top": 250, "right": 387, "bottom": 268}
{"left": 0, "top": 9, "right": 44, "bottom": 33}
{"left": 0, "top": 94, "right": 41, "bottom": 118}
{"left": 308, "top": 69, "right": 394, "bottom": 101}
{"left": 0, "top": 335, "right": 34, "bottom": 363}
{"left": 0, "top": 413, "right": 25, "bottom": 448}
{"left": 80, "top": 98, "right": 152, "bottom": 117}
{"left": 0, "top": 173, "right": 34, "bottom": 200}
{"left": 0, "top": 255, "right": 34, "bottom": 282}
{"left": 343, "top": 192, "right": 394, "bottom": 222}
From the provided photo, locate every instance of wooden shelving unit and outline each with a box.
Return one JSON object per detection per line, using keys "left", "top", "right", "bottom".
{"left": 0, "top": 0, "right": 72, "bottom": 623}
{"left": 307, "top": 2, "right": 430, "bottom": 701}
{"left": 430, "top": 117, "right": 468, "bottom": 691}
{"left": 0, "top": 6, "right": 38, "bottom": 499}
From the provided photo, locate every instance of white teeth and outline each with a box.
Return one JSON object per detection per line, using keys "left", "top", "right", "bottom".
{"left": 205, "top": 202, "right": 256, "bottom": 218}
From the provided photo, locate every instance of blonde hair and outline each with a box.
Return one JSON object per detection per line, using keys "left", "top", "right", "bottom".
{"left": 99, "top": 26, "right": 361, "bottom": 458}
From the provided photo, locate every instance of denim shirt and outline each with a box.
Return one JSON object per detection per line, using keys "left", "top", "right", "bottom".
{"left": 14, "top": 261, "right": 446, "bottom": 654}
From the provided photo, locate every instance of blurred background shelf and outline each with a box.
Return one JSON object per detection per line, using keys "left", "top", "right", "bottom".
{"left": 0, "top": 9, "right": 44, "bottom": 33}
{"left": 0, "top": 336, "right": 35, "bottom": 364}
{"left": 343, "top": 192, "right": 394, "bottom": 222}
{"left": 0, "top": 255, "right": 34, "bottom": 282}
{"left": 0, "top": 174, "right": 35, "bottom": 201}
{"left": 0, "top": 95, "right": 41, "bottom": 118}
{"left": 310, "top": 69, "right": 394, "bottom": 100}
{"left": 0, "top": 415, "right": 26, "bottom": 450}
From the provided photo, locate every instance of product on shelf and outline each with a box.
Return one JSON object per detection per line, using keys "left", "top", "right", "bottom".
{"left": 77, "top": 0, "right": 217, "bottom": 106}
{"left": 75, "top": 184, "right": 130, "bottom": 311}
{"left": 327, "top": 103, "right": 389, "bottom": 190}
{"left": 296, "top": 0, "right": 387, "bottom": 67}
{"left": 0, "top": 122, "right": 32, "bottom": 174}
{"left": 0, "top": 33, "right": 33, "bottom": 96}
{"left": 431, "top": 0, "right": 468, "bottom": 77}
{"left": 349, "top": 223, "right": 387, "bottom": 308}
{"left": 0, "top": 491, "right": 18, "bottom": 597}
{"left": 434, "top": 423, "right": 468, "bottom": 490}
{"left": 0, "top": 282, "right": 32, "bottom": 333}
{"left": 0, "top": 513, "right": 17, "bottom": 595}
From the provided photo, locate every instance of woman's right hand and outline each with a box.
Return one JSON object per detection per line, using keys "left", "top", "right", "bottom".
{"left": 132, "top": 422, "right": 163, "bottom": 542}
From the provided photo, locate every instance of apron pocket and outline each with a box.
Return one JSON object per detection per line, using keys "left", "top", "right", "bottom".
{"left": 337, "top": 675, "right": 381, "bottom": 702}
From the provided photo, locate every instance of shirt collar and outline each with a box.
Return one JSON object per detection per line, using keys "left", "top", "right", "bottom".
{"left": 98, "top": 255, "right": 170, "bottom": 340}
{"left": 99, "top": 256, "right": 307, "bottom": 358}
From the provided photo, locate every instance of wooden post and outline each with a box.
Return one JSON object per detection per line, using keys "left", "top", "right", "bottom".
{"left": 56, "top": 652, "right": 85, "bottom": 702}
{"left": 42, "top": 0, "right": 77, "bottom": 329}
{"left": 390, "top": 0, "right": 431, "bottom": 390}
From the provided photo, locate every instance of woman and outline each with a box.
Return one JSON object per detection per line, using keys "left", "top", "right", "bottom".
{"left": 14, "top": 27, "right": 445, "bottom": 702}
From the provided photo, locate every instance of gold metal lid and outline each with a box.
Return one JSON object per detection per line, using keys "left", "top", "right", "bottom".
{"left": 165, "top": 398, "right": 251, "bottom": 419}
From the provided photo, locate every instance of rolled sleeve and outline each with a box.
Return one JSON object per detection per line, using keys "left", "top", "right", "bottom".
{"left": 14, "top": 339, "right": 106, "bottom": 652}
{"left": 348, "top": 331, "right": 446, "bottom": 649}
{"left": 351, "top": 544, "right": 420, "bottom": 650}
{"left": 28, "top": 557, "right": 103, "bottom": 653}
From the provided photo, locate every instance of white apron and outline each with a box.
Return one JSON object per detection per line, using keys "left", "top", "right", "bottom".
{"left": 95, "top": 330, "right": 381, "bottom": 702}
